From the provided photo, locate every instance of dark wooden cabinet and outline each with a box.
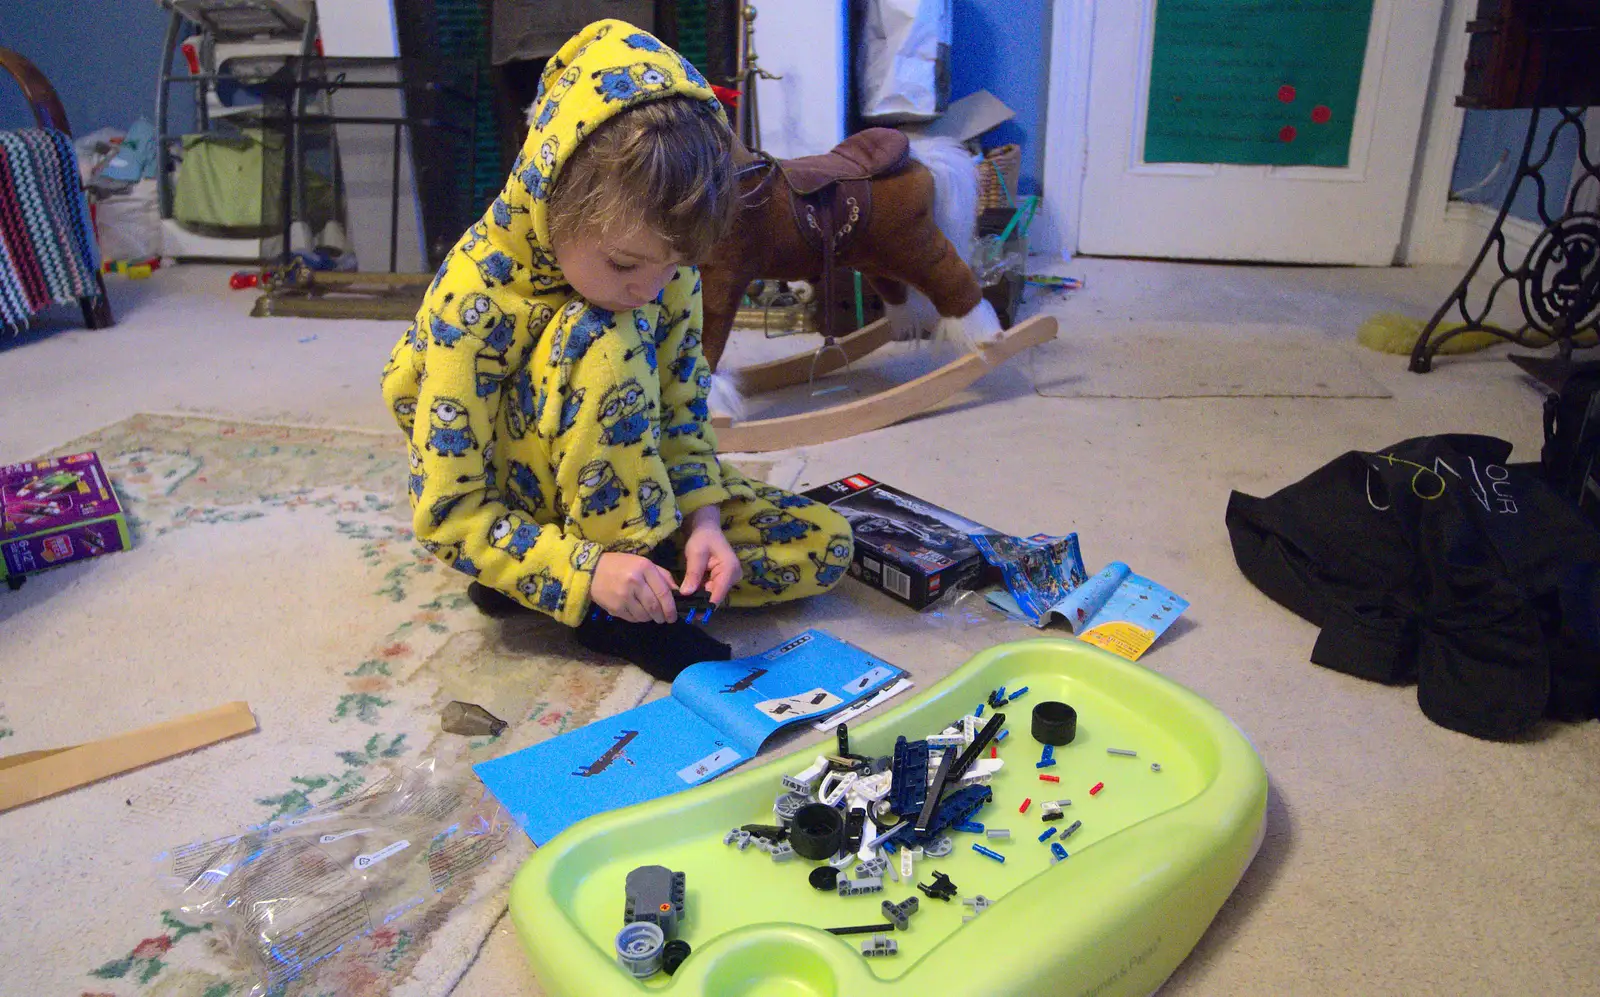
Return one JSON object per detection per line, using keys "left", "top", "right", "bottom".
{"left": 1459, "top": 0, "right": 1600, "bottom": 109}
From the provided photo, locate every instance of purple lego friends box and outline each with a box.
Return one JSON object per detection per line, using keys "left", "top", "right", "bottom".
{"left": 1, "top": 452, "right": 131, "bottom": 581}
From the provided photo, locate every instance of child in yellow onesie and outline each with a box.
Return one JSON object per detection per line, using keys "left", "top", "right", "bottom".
{"left": 381, "top": 20, "right": 853, "bottom": 679}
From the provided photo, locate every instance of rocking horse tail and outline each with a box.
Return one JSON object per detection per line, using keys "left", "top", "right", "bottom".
{"left": 882, "top": 136, "right": 1001, "bottom": 348}
{"left": 907, "top": 136, "right": 979, "bottom": 268}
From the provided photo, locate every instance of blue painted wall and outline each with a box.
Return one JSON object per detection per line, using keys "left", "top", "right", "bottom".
{"left": 0, "top": 1, "right": 184, "bottom": 135}
{"left": 1451, "top": 109, "right": 1579, "bottom": 223}
{"left": 948, "top": 0, "right": 1053, "bottom": 197}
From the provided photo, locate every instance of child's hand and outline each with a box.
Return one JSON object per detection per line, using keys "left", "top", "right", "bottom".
{"left": 682, "top": 507, "right": 743, "bottom": 605}
{"left": 591, "top": 552, "right": 679, "bottom": 623}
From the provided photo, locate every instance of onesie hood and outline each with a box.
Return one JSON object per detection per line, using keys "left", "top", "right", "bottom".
{"left": 513, "top": 19, "right": 727, "bottom": 255}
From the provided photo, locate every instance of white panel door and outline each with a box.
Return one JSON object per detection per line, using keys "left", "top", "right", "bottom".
{"left": 1076, "top": 0, "right": 1443, "bottom": 264}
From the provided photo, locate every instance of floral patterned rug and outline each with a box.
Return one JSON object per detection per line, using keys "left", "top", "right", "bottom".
{"left": 0, "top": 415, "right": 775, "bottom": 996}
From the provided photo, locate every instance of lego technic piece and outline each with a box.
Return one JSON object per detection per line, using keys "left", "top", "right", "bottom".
{"left": 1019, "top": 797, "right": 1032, "bottom": 814}
{"left": 661, "top": 939, "right": 691, "bottom": 976}
{"left": 925, "top": 732, "right": 966, "bottom": 748}
{"left": 615, "top": 922, "right": 665, "bottom": 977}
{"left": 900, "top": 846, "right": 915, "bottom": 880}
{"left": 953, "top": 820, "right": 984, "bottom": 834}
{"left": 1151, "top": 762, "right": 1162, "bottom": 773}
{"left": 915, "top": 746, "right": 958, "bottom": 834}
{"left": 674, "top": 590, "right": 716, "bottom": 623}
{"left": 971, "top": 843, "right": 1006, "bottom": 863}
{"left": 819, "top": 769, "right": 860, "bottom": 806}
{"left": 837, "top": 722, "right": 852, "bottom": 759}
{"left": 949, "top": 713, "right": 1005, "bottom": 782}
{"left": 1036, "top": 745, "right": 1057, "bottom": 769}
{"left": 862, "top": 935, "right": 899, "bottom": 957}
{"left": 774, "top": 792, "right": 809, "bottom": 825}
{"left": 991, "top": 745, "right": 998, "bottom": 759}
{"left": 1063, "top": 819, "right": 1083, "bottom": 838}
{"left": 995, "top": 729, "right": 1010, "bottom": 743}
{"left": 838, "top": 875, "right": 884, "bottom": 897}
{"left": 844, "top": 807, "right": 868, "bottom": 853}
{"left": 810, "top": 866, "right": 841, "bottom": 891}
{"left": 882, "top": 896, "right": 920, "bottom": 930}
{"left": 623, "top": 866, "right": 687, "bottom": 940}
{"left": 831, "top": 850, "right": 860, "bottom": 869}
{"left": 949, "top": 756, "right": 1004, "bottom": 788}
{"left": 961, "top": 895, "right": 993, "bottom": 922}
{"left": 987, "top": 686, "right": 1007, "bottom": 709}
{"left": 782, "top": 756, "right": 830, "bottom": 795}
{"left": 856, "top": 817, "right": 879, "bottom": 863}
{"left": 1006, "top": 686, "right": 1029, "bottom": 702}
{"left": 1050, "top": 842, "right": 1068, "bottom": 863}
{"left": 963, "top": 715, "right": 983, "bottom": 742}
{"left": 850, "top": 770, "right": 893, "bottom": 805}
{"left": 1041, "top": 810, "right": 1064, "bottom": 823}
{"left": 908, "top": 785, "right": 993, "bottom": 846}
{"left": 723, "top": 829, "right": 753, "bottom": 850}
{"left": 1032, "top": 701, "right": 1077, "bottom": 745}
{"left": 790, "top": 804, "right": 846, "bottom": 860}
{"left": 1039, "top": 773, "right": 1060, "bottom": 783}
{"left": 770, "top": 842, "right": 796, "bottom": 863}
{"left": 1038, "top": 827, "right": 1059, "bottom": 843}
{"left": 742, "top": 823, "right": 788, "bottom": 841}
{"left": 827, "top": 922, "right": 897, "bottom": 936}
{"left": 1090, "top": 782, "right": 1104, "bottom": 796}
{"left": 857, "top": 856, "right": 889, "bottom": 878}
{"left": 917, "top": 870, "right": 958, "bottom": 902}
{"left": 974, "top": 703, "right": 985, "bottom": 718}
{"left": 1107, "top": 748, "right": 1137, "bottom": 758}
{"left": 986, "top": 828, "right": 1010, "bottom": 840}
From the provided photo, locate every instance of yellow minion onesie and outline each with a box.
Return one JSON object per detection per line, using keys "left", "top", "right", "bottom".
{"left": 381, "top": 20, "right": 852, "bottom": 628}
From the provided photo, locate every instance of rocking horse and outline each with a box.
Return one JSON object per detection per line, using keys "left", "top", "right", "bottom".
{"left": 700, "top": 127, "right": 1057, "bottom": 453}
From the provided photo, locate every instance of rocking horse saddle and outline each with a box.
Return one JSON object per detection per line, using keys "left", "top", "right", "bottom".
{"left": 771, "top": 129, "right": 910, "bottom": 337}
{"left": 777, "top": 127, "right": 910, "bottom": 196}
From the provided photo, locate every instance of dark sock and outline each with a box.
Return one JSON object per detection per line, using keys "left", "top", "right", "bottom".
{"left": 467, "top": 581, "right": 529, "bottom": 619}
{"left": 574, "top": 613, "right": 732, "bottom": 682}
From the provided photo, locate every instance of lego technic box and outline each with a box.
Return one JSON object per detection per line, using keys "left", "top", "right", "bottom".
{"left": 803, "top": 474, "right": 994, "bottom": 609}
{"left": 1, "top": 452, "right": 130, "bottom": 581}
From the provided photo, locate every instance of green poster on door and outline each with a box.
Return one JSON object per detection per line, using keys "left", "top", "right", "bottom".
{"left": 1144, "top": 0, "right": 1375, "bottom": 167}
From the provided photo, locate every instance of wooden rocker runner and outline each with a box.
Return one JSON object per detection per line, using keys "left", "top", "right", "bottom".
{"left": 711, "top": 314, "right": 1056, "bottom": 452}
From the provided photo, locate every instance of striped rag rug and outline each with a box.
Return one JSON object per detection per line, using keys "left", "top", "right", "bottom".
{"left": 0, "top": 127, "right": 101, "bottom": 334}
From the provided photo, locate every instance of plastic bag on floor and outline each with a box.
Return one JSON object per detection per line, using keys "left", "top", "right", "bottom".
{"left": 157, "top": 757, "right": 513, "bottom": 996}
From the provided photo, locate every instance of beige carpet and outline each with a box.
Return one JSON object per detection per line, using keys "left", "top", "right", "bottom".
{"left": 1026, "top": 321, "right": 1393, "bottom": 399}
{"left": 0, "top": 414, "right": 724, "bottom": 997}
{"left": 4, "top": 261, "right": 1599, "bottom": 997}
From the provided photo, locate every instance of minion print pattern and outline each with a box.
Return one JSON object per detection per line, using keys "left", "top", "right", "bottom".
{"left": 379, "top": 19, "right": 851, "bottom": 626}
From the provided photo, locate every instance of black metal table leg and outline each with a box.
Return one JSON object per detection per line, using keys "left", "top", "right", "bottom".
{"left": 1410, "top": 106, "right": 1600, "bottom": 373}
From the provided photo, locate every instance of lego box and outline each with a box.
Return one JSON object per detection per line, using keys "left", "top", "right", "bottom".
{"left": 1, "top": 452, "right": 131, "bottom": 581}
{"left": 803, "top": 474, "right": 993, "bottom": 609}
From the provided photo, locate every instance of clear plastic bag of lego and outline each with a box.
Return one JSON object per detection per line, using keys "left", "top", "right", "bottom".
{"left": 157, "top": 757, "right": 513, "bottom": 997}
{"left": 921, "top": 585, "right": 1008, "bottom": 634}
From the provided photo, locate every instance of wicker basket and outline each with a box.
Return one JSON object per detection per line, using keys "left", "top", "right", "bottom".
{"left": 978, "top": 144, "right": 1021, "bottom": 213}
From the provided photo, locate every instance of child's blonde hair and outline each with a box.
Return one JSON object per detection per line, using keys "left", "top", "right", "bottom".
{"left": 547, "top": 96, "right": 737, "bottom": 262}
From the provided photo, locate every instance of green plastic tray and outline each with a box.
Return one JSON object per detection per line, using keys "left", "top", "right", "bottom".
{"left": 509, "top": 638, "right": 1267, "bottom": 996}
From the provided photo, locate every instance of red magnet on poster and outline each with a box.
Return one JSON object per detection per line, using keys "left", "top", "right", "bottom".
{"left": 1311, "top": 105, "right": 1332, "bottom": 124}
{"left": 1279, "top": 125, "right": 1297, "bottom": 143}
{"left": 1277, "top": 84, "right": 1297, "bottom": 103}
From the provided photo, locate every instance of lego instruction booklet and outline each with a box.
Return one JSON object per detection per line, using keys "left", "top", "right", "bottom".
{"left": 972, "top": 533, "right": 1189, "bottom": 662}
{"left": 475, "top": 630, "right": 905, "bottom": 845}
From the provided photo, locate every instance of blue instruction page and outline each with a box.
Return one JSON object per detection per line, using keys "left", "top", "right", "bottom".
{"left": 474, "top": 630, "right": 903, "bottom": 845}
